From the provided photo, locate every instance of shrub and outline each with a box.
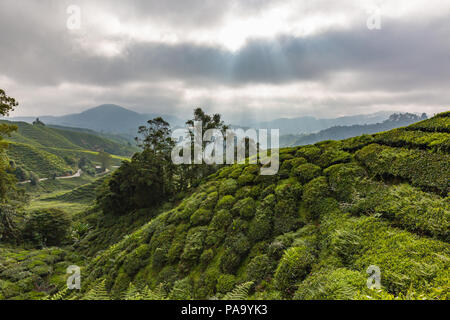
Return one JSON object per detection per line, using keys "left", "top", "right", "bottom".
{"left": 200, "top": 191, "right": 218, "bottom": 209}
{"left": 248, "top": 214, "right": 272, "bottom": 242}
{"left": 149, "top": 247, "right": 167, "bottom": 270}
{"left": 232, "top": 197, "right": 256, "bottom": 219}
{"left": 237, "top": 173, "right": 255, "bottom": 186}
{"left": 274, "top": 245, "right": 315, "bottom": 297}
{"left": 224, "top": 233, "right": 251, "bottom": 256}
{"left": 167, "top": 227, "right": 187, "bottom": 263}
{"left": 216, "top": 274, "right": 236, "bottom": 294}
{"left": 295, "top": 163, "right": 322, "bottom": 184}
{"left": 219, "top": 179, "right": 238, "bottom": 195}
{"left": 295, "top": 146, "right": 321, "bottom": 162}
{"left": 209, "top": 209, "right": 233, "bottom": 230}
{"left": 181, "top": 227, "right": 207, "bottom": 263}
{"left": 216, "top": 195, "right": 236, "bottom": 210}
{"left": 199, "top": 249, "right": 214, "bottom": 268}
{"left": 190, "top": 208, "right": 214, "bottom": 226}
{"left": 23, "top": 208, "right": 71, "bottom": 246}
{"left": 168, "top": 278, "right": 194, "bottom": 300}
{"left": 274, "top": 199, "right": 302, "bottom": 235}
{"left": 219, "top": 249, "right": 241, "bottom": 274}
{"left": 355, "top": 144, "right": 450, "bottom": 194}
{"left": 246, "top": 254, "right": 275, "bottom": 284}
{"left": 302, "top": 177, "right": 332, "bottom": 218}
{"left": 317, "top": 147, "right": 352, "bottom": 168}
{"left": 275, "top": 178, "right": 302, "bottom": 200}
{"left": 124, "top": 244, "right": 151, "bottom": 275}
{"left": 324, "top": 163, "right": 367, "bottom": 202}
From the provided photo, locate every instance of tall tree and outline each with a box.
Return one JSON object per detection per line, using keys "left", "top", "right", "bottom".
{"left": 0, "top": 89, "right": 18, "bottom": 202}
{"left": 184, "top": 108, "right": 229, "bottom": 187}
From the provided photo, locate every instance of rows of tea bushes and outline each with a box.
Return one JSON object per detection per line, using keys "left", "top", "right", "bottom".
{"left": 355, "top": 143, "right": 449, "bottom": 195}
{"left": 0, "top": 246, "right": 82, "bottom": 299}
{"left": 374, "top": 129, "right": 450, "bottom": 152}
{"left": 47, "top": 111, "right": 449, "bottom": 300}
{"left": 405, "top": 112, "right": 450, "bottom": 133}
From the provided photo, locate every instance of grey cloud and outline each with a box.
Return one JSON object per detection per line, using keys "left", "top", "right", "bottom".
{"left": 0, "top": 0, "right": 449, "bottom": 119}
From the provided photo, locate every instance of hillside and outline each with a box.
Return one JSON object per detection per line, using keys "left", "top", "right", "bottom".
{"left": 61, "top": 111, "right": 449, "bottom": 300}
{"left": 1, "top": 112, "right": 448, "bottom": 301}
{"left": 1, "top": 120, "right": 134, "bottom": 179}
{"left": 280, "top": 113, "right": 427, "bottom": 147}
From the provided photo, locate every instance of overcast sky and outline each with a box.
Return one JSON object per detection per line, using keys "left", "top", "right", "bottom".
{"left": 1, "top": 0, "right": 449, "bottom": 122}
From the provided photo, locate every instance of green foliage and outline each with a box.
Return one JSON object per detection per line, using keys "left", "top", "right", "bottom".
{"left": 232, "top": 197, "right": 256, "bottom": 219}
{"left": 324, "top": 163, "right": 367, "bottom": 202}
{"left": 274, "top": 245, "right": 315, "bottom": 297}
{"left": 181, "top": 227, "right": 207, "bottom": 264}
{"left": 23, "top": 208, "right": 71, "bottom": 246}
{"left": 190, "top": 208, "right": 214, "bottom": 226}
{"left": 373, "top": 184, "right": 450, "bottom": 241}
{"left": 356, "top": 143, "right": 450, "bottom": 194}
{"left": 20, "top": 111, "right": 449, "bottom": 301}
{"left": 316, "top": 146, "right": 352, "bottom": 168}
{"left": 222, "top": 281, "right": 253, "bottom": 300}
{"left": 294, "top": 268, "right": 366, "bottom": 300}
{"left": 97, "top": 150, "right": 168, "bottom": 215}
{"left": 219, "top": 179, "right": 238, "bottom": 195}
{"left": 406, "top": 112, "right": 449, "bottom": 133}
{"left": 295, "top": 145, "right": 321, "bottom": 162}
{"left": 82, "top": 279, "right": 111, "bottom": 300}
{"left": 216, "top": 195, "right": 236, "bottom": 210}
{"left": 216, "top": 274, "right": 236, "bottom": 294}
{"left": 246, "top": 254, "right": 275, "bottom": 285}
{"left": 295, "top": 163, "right": 322, "bottom": 184}
{"left": 0, "top": 205, "right": 21, "bottom": 242}
{"left": 375, "top": 129, "right": 450, "bottom": 152}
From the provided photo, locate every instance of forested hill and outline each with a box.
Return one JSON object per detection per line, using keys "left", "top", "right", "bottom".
{"left": 63, "top": 111, "right": 449, "bottom": 300}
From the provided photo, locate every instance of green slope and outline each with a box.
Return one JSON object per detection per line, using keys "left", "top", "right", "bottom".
{"left": 1, "top": 120, "right": 134, "bottom": 178}
{"left": 1, "top": 120, "right": 137, "bottom": 156}
{"left": 64, "top": 111, "right": 449, "bottom": 300}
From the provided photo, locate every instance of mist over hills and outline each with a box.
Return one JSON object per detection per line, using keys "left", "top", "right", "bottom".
{"left": 280, "top": 113, "right": 428, "bottom": 147}
{"left": 241, "top": 111, "right": 396, "bottom": 136}
{"left": 8, "top": 104, "right": 412, "bottom": 139}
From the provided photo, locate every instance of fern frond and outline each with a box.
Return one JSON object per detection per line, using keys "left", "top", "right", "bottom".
{"left": 43, "top": 287, "right": 69, "bottom": 300}
{"left": 82, "top": 279, "right": 111, "bottom": 300}
{"left": 123, "top": 283, "right": 143, "bottom": 300}
{"left": 222, "top": 282, "right": 253, "bottom": 300}
{"left": 141, "top": 283, "right": 167, "bottom": 300}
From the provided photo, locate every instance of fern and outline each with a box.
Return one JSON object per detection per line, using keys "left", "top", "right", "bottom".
{"left": 43, "top": 287, "right": 69, "bottom": 300}
{"left": 141, "top": 284, "right": 167, "bottom": 300}
{"left": 82, "top": 279, "right": 111, "bottom": 300}
{"left": 222, "top": 282, "right": 253, "bottom": 300}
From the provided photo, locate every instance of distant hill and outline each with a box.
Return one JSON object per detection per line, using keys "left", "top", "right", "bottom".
{"left": 281, "top": 113, "right": 427, "bottom": 147}
{"left": 241, "top": 111, "right": 395, "bottom": 136}
{"left": 7, "top": 104, "right": 184, "bottom": 135}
